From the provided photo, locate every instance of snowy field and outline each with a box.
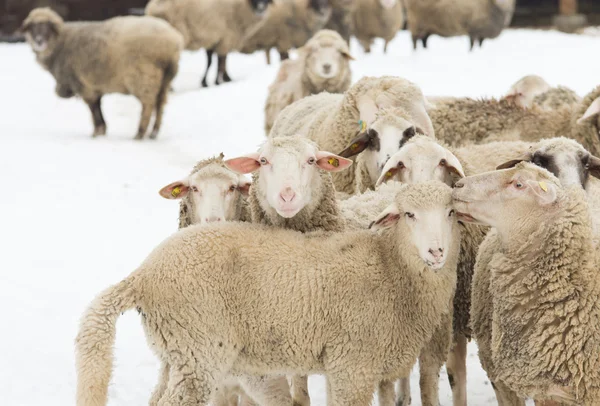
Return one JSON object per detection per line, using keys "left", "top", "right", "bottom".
{"left": 1, "top": 28, "right": 598, "bottom": 406}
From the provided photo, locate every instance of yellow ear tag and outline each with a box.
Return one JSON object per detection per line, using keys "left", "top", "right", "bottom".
{"left": 358, "top": 119, "right": 367, "bottom": 132}
{"left": 328, "top": 157, "right": 340, "bottom": 167}
{"left": 351, "top": 143, "right": 360, "bottom": 150}
{"left": 539, "top": 181, "right": 548, "bottom": 192}
{"left": 171, "top": 186, "right": 181, "bottom": 197}
{"left": 385, "top": 170, "right": 393, "bottom": 178}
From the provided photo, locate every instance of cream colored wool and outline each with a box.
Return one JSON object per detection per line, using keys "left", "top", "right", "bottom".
{"left": 323, "top": 0, "right": 356, "bottom": 43}
{"left": 75, "top": 182, "right": 461, "bottom": 406}
{"left": 351, "top": 0, "right": 404, "bottom": 53}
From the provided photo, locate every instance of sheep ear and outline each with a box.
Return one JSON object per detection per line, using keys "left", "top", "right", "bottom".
{"left": 376, "top": 152, "right": 406, "bottom": 186}
{"left": 20, "top": 20, "right": 31, "bottom": 33}
{"left": 589, "top": 155, "right": 600, "bottom": 179}
{"left": 357, "top": 95, "right": 379, "bottom": 125}
{"left": 225, "top": 153, "right": 261, "bottom": 174}
{"left": 525, "top": 179, "right": 558, "bottom": 206}
{"left": 577, "top": 97, "right": 600, "bottom": 125}
{"left": 337, "top": 129, "right": 375, "bottom": 158}
{"left": 369, "top": 203, "right": 401, "bottom": 230}
{"left": 237, "top": 179, "right": 252, "bottom": 196}
{"left": 444, "top": 151, "right": 466, "bottom": 179}
{"left": 315, "top": 151, "right": 353, "bottom": 172}
{"left": 496, "top": 153, "right": 533, "bottom": 170}
{"left": 159, "top": 180, "right": 189, "bottom": 200}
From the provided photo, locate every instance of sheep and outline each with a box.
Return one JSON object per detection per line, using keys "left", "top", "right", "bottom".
{"left": 75, "top": 180, "right": 462, "bottom": 406}
{"left": 240, "top": 0, "right": 331, "bottom": 63}
{"left": 21, "top": 7, "right": 182, "bottom": 140}
{"left": 428, "top": 85, "right": 600, "bottom": 157}
{"left": 324, "top": 0, "right": 356, "bottom": 43}
{"left": 404, "top": 0, "right": 515, "bottom": 50}
{"left": 270, "top": 76, "right": 435, "bottom": 194}
{"left": 504, "top": 74, "right": 581, "bottom": 110}
{"left": 454, "top": 162, "right": 600, "bottom": 405}
{"left": 351, "top": 0, "right": 404, "bottom": 53}
{"left": 146, "top": 0, "right": 273, "bottom": 87}
{"left": 158, "top": 153, "right": 252, "bottom": 228}
{"left": 264, "top": 29, "right": 353, "bottom": 135}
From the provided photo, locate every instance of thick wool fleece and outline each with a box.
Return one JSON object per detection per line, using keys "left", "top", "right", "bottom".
{"left": 533, "top": 86, "right": 581, "bottom": 110}
{"left": 429, "top": 86, "right": 600, "bottom": 156}
{"left": 271, "top": 76, "right": 434, "bottom": 194}
{"left": 473, "top": 183, "right": 600, "bottom": 404}
{"left": 75, "top": 182, "right": 461, "bottom": 406}
{"left": 178, "top": 154, "right": 250, "bottom": 230}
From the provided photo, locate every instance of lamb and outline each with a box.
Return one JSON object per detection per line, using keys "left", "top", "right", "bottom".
{"left": 428, "top": 85, "right": 600, "bottom": 157}
{"left": 75, "top": 181, "right": 462, "bottom": 406}
{"left": 240, "top": 0, "right": 331, "bottom": 63}
{"left": 146, "top": 0, "right": 272, "bottom": 87}
{"left": 504, "top": 74, "right": 581, "bottom": 110}
{"left": 158, "top": 153, "right": 252, "bottom": 228}
{"left": 454, "top": 163, "right": 600, "bottom": 405}
{"left": 404, "top": 0, "right": 515, "bottom": 50}
{"left": 21, "top": 7, "right": 182, "bottom": 140}
{"left": 270, "top": 76, "right": 435, "bottom": 194}
{"left": 351, "top": 0, "right": 404, "bottom": 53}
{"left": 264, "top": 29, "right": 353, "bottom": 135}
{"left": 324, "top": 0, "right": 356, "bottom": 43}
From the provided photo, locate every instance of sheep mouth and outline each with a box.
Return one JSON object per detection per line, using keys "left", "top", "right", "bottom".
{"left": 425, "top": 259, "right": 446, "bottom": 270}
{"left": 32, "top": 40, "right": 48, "bottom": 52}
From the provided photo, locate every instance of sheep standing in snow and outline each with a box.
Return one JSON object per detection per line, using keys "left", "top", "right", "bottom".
{"left": 504, "top": 74, "right": 581, "bottom": 110}
{"left": 264, "top": 30, "right": 353, "bottom": 135}
{"left": 351, "top": 0, "right": 404, "bottom": 53}
{"left": 271, "top": 76, "right": 434, "bottom": 194}
{"left": 428, "top": 85, "right": 600, "bottom": 157}
{"left": 146, "top": 0, "right": 273, "bottom": 87}
{"left": 404, "top": 0, "right": 515, "bottom": 50}
{"left": 455, "top": 163, "right": 600, "bottom": 405}
{"left": 21, "top": 7, "right": 183, "bottom": 140}
{"left": 76, "top": 181, "right": 461, "bottom": 406}
{"left": 241, "top": 0, "right": 332, "bottom": 63}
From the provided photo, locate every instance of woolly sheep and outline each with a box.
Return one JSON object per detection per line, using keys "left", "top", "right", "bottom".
{"left": 351, "top": 0, "right": 404, "bottom": 53}
{"left": 146, "top": 0, "right": 272, "bottom": 87}
{"left": 324, "top": 0, "right": 356, "bottom": 43}
{"left": 404, "top": 0, "right": 515, "bottom": 50}
{"left": 75, "top": 181, "right": 462, "bottom": 406}
{"left": 271, "top": 76, "right": 435, "bottom": 194}
{"left": 21, "top": 7, "right": 182, "bottom": 140}
{"left": 504, "top": 74, "right": 581, "bottom": 110}
{"left": 264, "top": 30, "right": 353, "bottom": 135}
{"left": 240, "top": 0, "right": 331, "bottom": 63}
{"left": 455, "top": 163, "right": 600, "bottom": 405}
{"left": 428, "top": 85, "right": 600, "bottom": 157}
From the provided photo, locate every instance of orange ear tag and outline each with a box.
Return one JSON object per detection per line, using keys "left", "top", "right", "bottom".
{"left": 328, "top": 158, "right": 340, "bottom": 167}
{"left": 171, "top": 186, "right": 182, "bottom": 197}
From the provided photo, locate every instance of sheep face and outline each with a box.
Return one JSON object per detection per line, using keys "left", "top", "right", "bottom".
{"left": 453, "top": 163, "right": 559, "bottom": 232}
{"left": 371, "top": 182, "right": 457, "bottom": 270}
{"left": 376, "top": 136, "right": 465, "bottom": 187}
{"left": 22, "top": 20, "right": 59, "bottom": 54}
{"left": 159, "top": 168, "right": 250, "bottom": 224}
{"left": 505, "top": 75, "right": 551, "bottom": 109}
{"left": 249, "top": 0, "right": 273, "bottom": 17}
{"left": 306, "top": 44, "right": 350, "bottom": 80}
{"left": 225, "top": 137, "right": 351, "bottom": 218}
{"left": 497, "top": 138, "right": 600, "bottom": 189}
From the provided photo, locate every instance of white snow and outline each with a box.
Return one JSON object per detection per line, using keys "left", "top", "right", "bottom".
{"left": 1, "top": 28, "right": 597, "bottom": 406}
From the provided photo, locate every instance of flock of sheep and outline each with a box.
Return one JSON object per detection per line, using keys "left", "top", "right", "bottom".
{"left": 18, "top": 1, "right": 600, "bottom": 406}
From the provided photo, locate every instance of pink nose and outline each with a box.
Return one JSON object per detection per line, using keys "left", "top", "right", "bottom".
{"left": 205, "top": 216, "right": 222, "bottom": 223}
{"left": 428, "top": 248, "right": 444, "bottom": 260}
{"left": 279, "top": 188, "right": 296, "bottom": 203}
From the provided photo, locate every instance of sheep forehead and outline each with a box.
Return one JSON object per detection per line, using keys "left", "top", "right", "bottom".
{"left": 189, "top": 167, "right": 239, "bottom": 187}
{"left": 536, "top": 137, "right": 584, "bottom": 156}
{"left": 512, "top": 162, "right": 559, "bottom": 184}
{"left": 26, "top": 7, "right": 62, "bottom": 24}
{"left": 395, "top": 181, "right": 453, "bottom": 211}
{"left": 371, "top": 111, "right": 413, "bottom": 132}
{"left": 262, "top": 137, "right": 316, "bottom": 160}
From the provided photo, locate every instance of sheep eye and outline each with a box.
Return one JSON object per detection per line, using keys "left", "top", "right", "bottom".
{"left": 439, "top": 159, "right": 447, "bottom": 166}
{"left": 397, "top": 162, "right": 405, "bottom": 169}
{"left": 191, "top": 186, "right": 199, "bottom": 192}
{"left": 515, "top": 182, "right": 523, "bottom": 188}
{"left": 405, "top": 212, "right": 415, "bottom": 219}
{"left": 307, "top": 157, "right": 316, "bottom": 165}
{"left": 448, "top": 209, "right": 455, "bottom": 217}
{"left": 259, "top": 157, "right": 268, "bottom": 165}
{"left": 229, "top": 185, "right": 236, "bottom": 192}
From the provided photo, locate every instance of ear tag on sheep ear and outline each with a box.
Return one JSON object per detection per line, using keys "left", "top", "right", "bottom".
{"left": 539, "top": 181, "right": 548, "bottom": 192}
{"left": 358, "top": 119, "right": 367, "bottom": 132}
{"left": 328, "top": 157, "right": 340, "bottom": 167}
{"left": 385, "top": 170, "right": 393, "bottom": 178}
{"left": 171, "top": 186, "right": 182, "bottom": 198}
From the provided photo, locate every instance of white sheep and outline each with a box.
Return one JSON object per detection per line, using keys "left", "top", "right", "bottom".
{"left": 75, "top": 181, "right": 462, "bottom": 406}
{"left": 270, "top": 76, "right": 435, "bottom": 194}
{"left": 351, "top": 0, "right": 404, "bottom": 53}
{"left": 264, "top": 29, "right": 353, "bottom": 135}
{"left": 21, "top": 7, "right": 183, "bottom": 140}
{"left": 455, "top": 163, "right": 600, "bottom": 405}
{"left": 146, "top": 0, "right": 272, "bottom": 87}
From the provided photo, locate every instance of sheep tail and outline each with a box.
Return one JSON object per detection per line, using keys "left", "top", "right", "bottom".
{"left": 75, "top": 279, "right": 137, "bottom": 406}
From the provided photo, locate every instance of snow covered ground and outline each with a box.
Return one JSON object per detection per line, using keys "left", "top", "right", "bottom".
{"left": 1, "top": 28, "right": 598, "bottom": 406}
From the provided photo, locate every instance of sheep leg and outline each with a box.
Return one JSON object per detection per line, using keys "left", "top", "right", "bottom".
{"left": 327, "top": 374, "right": 375, "bottom": 406}
{"left": 377, "top": 380, "right": 396, "bottom": 406}
{"left": 422, "top": 34, "right": 430, "bottom": 49}
{"left": 445, "top": 333, "right": 467, "bottom": 406}
{"left": 265, "top": 49, "right": 271, "bottom": 65}
{"left": 201, "top": 49, "right": 214, "bottom": 88}
{"left": 412, "top": 35, "right": 418, "bottom": 50}
{"left": 238, "top": 375, "right": 293, "bottom": 406}
{"left": 213, "top": 384, "right": 242, "bottom": 406}
{"left": 150, "top": 61, "right": 178, "bottom": 140}
{"left": 469, "top": 37, "right": 476, "bottom": 51}
{"left": 291, "top": 375, "right": 310, "bottom": 406}
{"left": 491, "top": 380, "right": 525, "bottom": 406}
{"left": 478, "top": 38, "right": 485, "bottom": 47}
{"left": 156, "top": 364, "right": 213, "bottom": 406}
{"left": 135, "top": 101, "right": 154, "bottom": 140}
{"left": 216, "top": 54, "right": 231, "bottom": 85}
{"left": 85, "top": 97, "right": 106, "bottom": 137}
{"left": 149, "top": 362, "right": 170, "bottom": 406}
{"left": 279, "top": 51, "right": 289, "bottom": 61}
{"left": 395, "top": 378, "right": 411, "bottom": 406}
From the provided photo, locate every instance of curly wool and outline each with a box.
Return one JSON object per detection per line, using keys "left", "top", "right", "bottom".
{"left": 533, "top": 86, "right": 581, "bottom": 110}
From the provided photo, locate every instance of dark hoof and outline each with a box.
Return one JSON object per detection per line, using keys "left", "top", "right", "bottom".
{"left": 92, "top": 125, "right": 107, "bottom": 137}
{"left": 134, "top": 132, "right": 145, "bottom": 141}
{"left": 149, "top": 130, "right": 158, "bottom": 140}
{"left": 201, "top": 80, "right": 208, "bottom": 88}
